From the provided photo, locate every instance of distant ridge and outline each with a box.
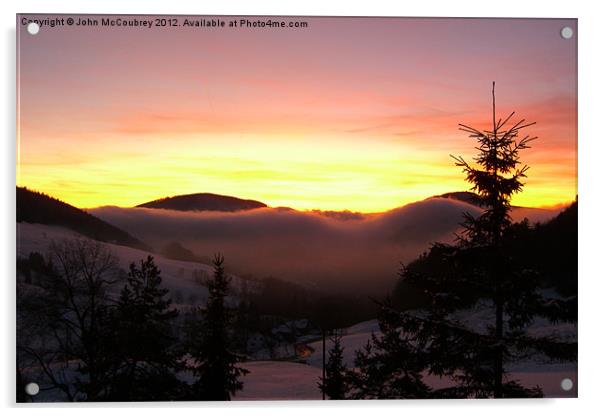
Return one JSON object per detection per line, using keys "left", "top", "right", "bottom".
{"left": 432, "top": 191, "right": 548, "bottom": 210}
{"left": 136, "top": 192, "right": 268, "bottom": 212}
{"left": 432, "top": 191, "right": 483, "bottom": 207}
{"left": 17, "top": 187, "right": 150, "bottom": 251}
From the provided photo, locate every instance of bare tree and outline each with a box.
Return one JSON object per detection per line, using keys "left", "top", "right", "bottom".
{"left": 18, "top": 238, "right": 120, "bottom": 401}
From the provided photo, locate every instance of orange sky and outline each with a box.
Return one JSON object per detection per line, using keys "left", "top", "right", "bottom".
{"left": 17, "top": 16, "right": 577, "bottom": 212}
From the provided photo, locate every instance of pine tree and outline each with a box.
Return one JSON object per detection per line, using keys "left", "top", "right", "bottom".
{"left": 349, "top": 304, "right": 431, "bottom": 399}
{"left": 357, "top": 83, "right": 576, "bottom": 399}
{"left": 187, "top": 254, "right": 248, "bottom": 400}
{"left": 108, "top": 256, "right": 185, "bottom": 401}
{"left": 318, "top": 330, "right": 349, "bottom": 399}
{"left": 391, "top": 83, "right": 576, "bottom": 398}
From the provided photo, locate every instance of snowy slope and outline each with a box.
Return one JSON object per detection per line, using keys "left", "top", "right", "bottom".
{"left": 17, "top": 222, "right": 252, "bottom": 306}
{"left": 304, "top": 320, "right": 379, "bottom": 369}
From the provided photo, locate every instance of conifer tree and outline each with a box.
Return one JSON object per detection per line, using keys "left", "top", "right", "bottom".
{"left": 391, "top": 83, "right": 576, "bottom": 398}
{"left": 187, "top": 254, "right": 248, "bottom": 400}
{"left": 108, "top": 256, "right": 184, "bottom": 401}
{"left": 349, "top": 305, "right": 431, "bottom": 399}
{"left": 318, "top": 330, "right": 349, "bottom": 399}
{"left": 452, "top": 82, "right": 575, "bottom": 396}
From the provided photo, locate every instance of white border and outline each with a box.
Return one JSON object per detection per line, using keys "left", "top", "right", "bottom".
{"left": 2, "top": 1, "right": 600, "bottom": 415}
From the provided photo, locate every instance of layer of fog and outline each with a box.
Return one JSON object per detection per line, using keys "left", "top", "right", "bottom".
{"left": 90, "top": 199, "right": 560, "bottom": 295}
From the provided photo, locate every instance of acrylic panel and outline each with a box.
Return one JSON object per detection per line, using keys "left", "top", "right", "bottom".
{"left": 16, "top": 14, "right": 577, "bottom": 402}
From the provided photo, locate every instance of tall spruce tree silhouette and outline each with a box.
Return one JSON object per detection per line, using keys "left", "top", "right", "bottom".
{"left": 188, "top": 254, "right": 248, "bottom": 401}
{"left": 381, "top": 83, "right": 576, "bottom": 398}
{"left": 109, "top": 256, "right": 184, "bottom": 401}
{"left": 453, "top": 81, "right": 537, "bottom": 397}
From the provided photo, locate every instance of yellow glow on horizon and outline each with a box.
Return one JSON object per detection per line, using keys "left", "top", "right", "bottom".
{"left": 16, "top": 132, "right": 576, "bottom": 213}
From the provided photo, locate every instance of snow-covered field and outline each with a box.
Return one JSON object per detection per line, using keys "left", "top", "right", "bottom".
{"left": 233, "top": 315, "right": 576, "bottom": 400}
{"left": 303, "top": 317, "right": 577, "bottom": 398}
{"left": 234, "top": 361, "right": 322, "bottom": 401}
{"left": 230, "top": 313, "right": 576, "bottom": 400}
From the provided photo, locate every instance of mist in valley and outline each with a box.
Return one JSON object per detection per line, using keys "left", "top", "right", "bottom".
{"left": 91, "top": 197, "right": 559, "bottom": 294}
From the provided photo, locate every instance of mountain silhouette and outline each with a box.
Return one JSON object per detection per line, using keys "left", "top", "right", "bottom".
{"left": 17, "top": 187, "right": 150, "bottom": 251}
{"left": 136, "top": 193, "right": 268, "bottom": 212}
{"left": 527, "top": 201, "right": 577, "bottom": 295}
{"left": 432, "top": 191, "right": 483, "bottom": 207}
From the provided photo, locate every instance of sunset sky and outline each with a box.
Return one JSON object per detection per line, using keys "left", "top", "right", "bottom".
{"left": 17, "top": 16, "right": 577, "bottom": 212}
